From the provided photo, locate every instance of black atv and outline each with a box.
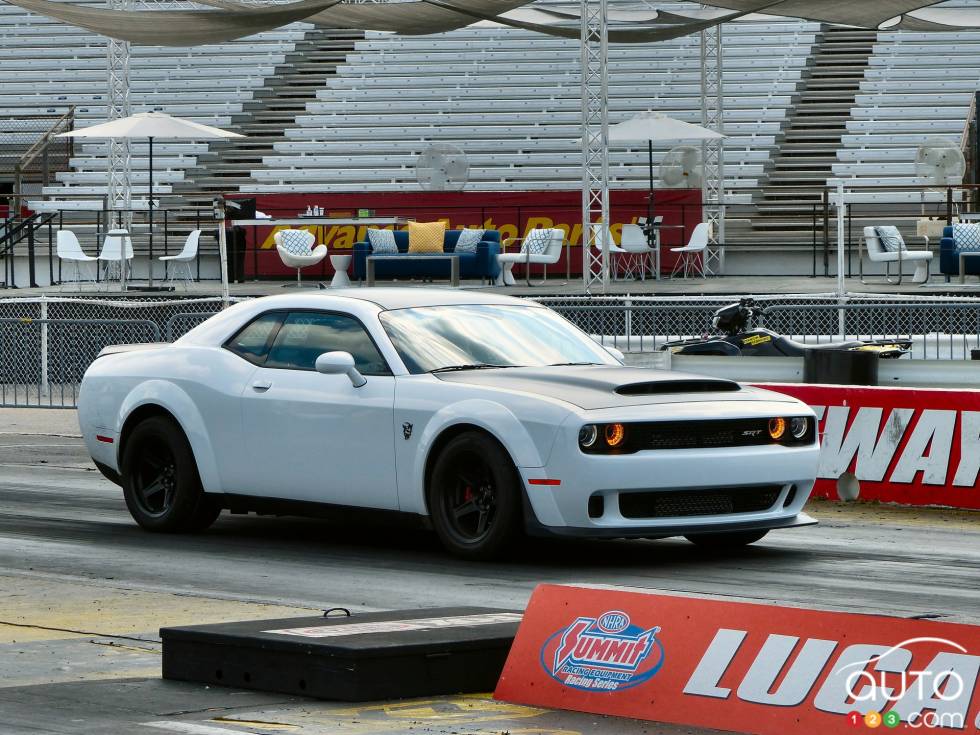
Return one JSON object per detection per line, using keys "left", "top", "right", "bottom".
{"left": 662, "top": 299, "right": 911, "bottom": 359}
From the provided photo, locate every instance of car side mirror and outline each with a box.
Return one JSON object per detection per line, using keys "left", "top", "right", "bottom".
{"left": 604, "top": 346, "right": 625, "bottom": 363}
{"left": 315, "top": 351, "right": 366, "bottom": 388}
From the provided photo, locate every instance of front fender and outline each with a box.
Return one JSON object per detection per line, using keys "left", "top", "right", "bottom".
{"left": 117, "top": 380, "right": 223, "bottom": 493}
{"left": 402, "top": 399, "right": 558, "bottom": 515}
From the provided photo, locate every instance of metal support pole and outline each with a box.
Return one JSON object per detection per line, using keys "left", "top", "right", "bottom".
{"left": 701, "top": 18, "right": 725, "bottom": 274}
{"left": 106, "top": 0, "right": 131, "bottom": 290}
{"left": 214, "top": 195, "right": 230, "bottom": 305}
{"left": 580, "top": 0, "right": 610, "bottom": 291}
{"left": 836, "top": 182, "right": 846, "bottom": 301}
{"left": 40, "top": 296, "right": 48, "bottom": 397}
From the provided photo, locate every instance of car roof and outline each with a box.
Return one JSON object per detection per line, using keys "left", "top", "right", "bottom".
{"left": 176, "top": 288, "right": 541, "bottom": 346}
{"left": 243, "top": 287, "right": 534, "bottom": 312}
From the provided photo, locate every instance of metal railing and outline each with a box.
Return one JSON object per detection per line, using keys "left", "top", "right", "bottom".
{"left": 544, "top": 295, "right": 980, "bottom": 360}
{"left": 4, "top": 293, "right": 980, "bottom": 408}
{"left": 0, "top": 316, "right": 161, "bottom": 408}
{"left": 12, "top": 107, "right": 75, "bottom": 217}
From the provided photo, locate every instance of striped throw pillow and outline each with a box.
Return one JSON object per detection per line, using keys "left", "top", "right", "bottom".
{"left": 454, "top": 228, "right": 484, "bottom": 254}
{"left": 874, "top": 226, "right": 905, "bottom": 253}
{"left": 367, "top": 228, "right": 398, "bottom": 254}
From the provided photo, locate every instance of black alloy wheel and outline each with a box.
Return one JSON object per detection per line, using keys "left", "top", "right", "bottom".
{"left": 428, "top": 431, "right": 521, "bottom": 560}
{"left": 121, "top": 415, "right": 220, "bottom": 533}
{"left": 131, "top": 440, "right": 178, "bottom": 517}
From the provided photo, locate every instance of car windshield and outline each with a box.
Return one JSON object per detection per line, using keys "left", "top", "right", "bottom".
{"left": 379, "top": 304, "right": 619, "bottom": 374}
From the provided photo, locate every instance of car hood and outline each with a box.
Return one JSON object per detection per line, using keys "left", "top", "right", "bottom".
{"left": 434, "top": 365, "right": 796, "bottom": 410}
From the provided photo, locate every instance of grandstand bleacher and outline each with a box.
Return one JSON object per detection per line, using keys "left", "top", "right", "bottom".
{"left": 832, "top": 28, "right": 980, "bottom": 197}
{"left": 249, "top": 9, "right": 820, "bottom": 202}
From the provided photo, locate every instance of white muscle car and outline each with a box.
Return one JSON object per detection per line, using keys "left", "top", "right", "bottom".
{"left": 78, "top": 289, "right": 819, "bottom": 559}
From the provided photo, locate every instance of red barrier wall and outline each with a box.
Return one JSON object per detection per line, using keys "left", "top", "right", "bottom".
{"left": 496, "top": 584, "right": 980, "bottom": 735}
{"left": 230, "top": 189, "right": 701, "bottom": 278}
{"left": 758, "top": 383, "right": 980, "bottom": 510}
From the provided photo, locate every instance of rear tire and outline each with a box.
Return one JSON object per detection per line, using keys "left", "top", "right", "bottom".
{"left": 427, "top": 432, "right": 522, "bottom": 560}
{"left": 121, "top": 416, "right": 220, "bottom": 533}
{"left": 684, "top": 530, "right": 768, "bottom": 548}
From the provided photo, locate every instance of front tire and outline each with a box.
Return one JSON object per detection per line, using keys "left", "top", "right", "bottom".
{"left": 427, "top": 432, "right": 522, "bottom": 560}
{"left": 121, "top": 416, "right": 220, "bottom": 533}
{"left": 684, "top": 530, "right": 768, "bottom": 548}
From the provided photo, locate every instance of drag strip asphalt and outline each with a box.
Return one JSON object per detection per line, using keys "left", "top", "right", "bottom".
{"left": 1, "top": 413, "right": 978, "bottom": 734}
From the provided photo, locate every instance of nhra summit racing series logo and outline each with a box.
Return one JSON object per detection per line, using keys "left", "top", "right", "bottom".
{"left": 539, "top": 610, "right": 665, "bottom": 692}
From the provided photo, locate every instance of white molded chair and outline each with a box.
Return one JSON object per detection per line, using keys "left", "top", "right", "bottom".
{"left": 670, "top": 223, "right": 711, "bottom": 279}
{"left": 861, "top": 226, "right": 932, "bottom": 285}
{"left": 97, "top": 229, "right": 134, "bottom": 285}
{"left": 590, "top": 223, "right": 629, "bottom": 280}
{"left": 56, "top": 230, "right": 97, "bottom": 290}
{"left": 619, "top": 223, "right": 655, "bottom": 280}
{"left": 275, "top": 229, "right": 327, "bottom": 287}
{"left": 159, "top": 229, "right": 200, "bottom": 290}
{"left": 496, "top": 228, "right": 564, "bottom": 286}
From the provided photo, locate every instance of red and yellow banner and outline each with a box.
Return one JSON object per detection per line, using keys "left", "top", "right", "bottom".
{"left": 230, "top": 189, "right": 701, "bottom": 278}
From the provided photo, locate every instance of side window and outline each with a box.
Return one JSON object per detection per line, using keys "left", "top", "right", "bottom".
{"left": 265, "top": 311, "right": 390, "bottom": 375}
{"left": 224, "top": 312, "right": 282, "bottom": 365}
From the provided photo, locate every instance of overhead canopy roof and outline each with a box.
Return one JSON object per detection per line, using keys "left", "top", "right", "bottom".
{"left": 1, "top": 0, "right": 976, "bottom": 46}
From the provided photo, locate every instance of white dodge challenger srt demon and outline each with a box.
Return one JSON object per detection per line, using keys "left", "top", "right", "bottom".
{"left": 78, "top": 289, "right": 820, "bottom": 559}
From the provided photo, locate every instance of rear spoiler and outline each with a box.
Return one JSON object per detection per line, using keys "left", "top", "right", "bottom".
{"left": 97, "top": 343, "right": 169, "bottom": 358}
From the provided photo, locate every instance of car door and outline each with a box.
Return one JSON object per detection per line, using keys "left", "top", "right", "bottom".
{"left": 238, "top": 309, "right": 398, "bottom": 510}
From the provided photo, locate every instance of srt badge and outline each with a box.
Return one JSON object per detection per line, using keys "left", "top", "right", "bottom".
{"left": 539, "top": 610, "right": 664, "bottom": 691}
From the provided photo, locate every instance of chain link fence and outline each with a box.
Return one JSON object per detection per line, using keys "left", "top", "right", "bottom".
{"left": 3, "top": 292, "right": 980, "bottom": 408}
{"left": 0, "top": 296, "right": 247, "bottom": 408}
{"left": 537, "top": 293, "right": 980, "bottom": 359}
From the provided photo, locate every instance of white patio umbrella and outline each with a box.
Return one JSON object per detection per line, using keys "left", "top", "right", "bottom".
{"left": 58, "top": 112, "right": 243, "bottom": 292}
{"left": 608, "top": 112, "right": 726, "bottom": 220}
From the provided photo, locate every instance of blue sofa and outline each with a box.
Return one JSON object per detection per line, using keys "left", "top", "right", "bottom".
{"left": 940, "top": 225, "right": 980, "bottom": 278}
{"left": 352, "top": 229, "right": 501, "bottom": 283}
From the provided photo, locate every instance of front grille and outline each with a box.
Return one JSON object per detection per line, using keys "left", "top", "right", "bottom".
{"left": 634, "top": 419, "right": 782, "bottom": 450}
{"left": 618, "top": 486, "right": 783, "bottom": 519}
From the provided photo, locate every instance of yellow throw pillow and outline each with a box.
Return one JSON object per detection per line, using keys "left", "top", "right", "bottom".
{"left": 407, "top": 221, "right": 447, "bottom": 253}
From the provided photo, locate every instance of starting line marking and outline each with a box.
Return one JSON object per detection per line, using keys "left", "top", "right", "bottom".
{"left": 262, "top": 612, "right": 523, "bottom": 638}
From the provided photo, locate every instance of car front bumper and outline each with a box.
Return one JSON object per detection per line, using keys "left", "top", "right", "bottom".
{"left": 519, "top": 408, "right": 821, "bottom": 539}
{"left": 525, "top": 510, "right": 817, "bottom": 539}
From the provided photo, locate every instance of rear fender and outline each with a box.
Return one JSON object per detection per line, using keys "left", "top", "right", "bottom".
{"left": 117, "top": 380, "right": 222, "bottom": 492}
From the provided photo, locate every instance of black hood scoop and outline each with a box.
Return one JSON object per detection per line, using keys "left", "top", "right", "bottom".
{"left": 616, "top": 379, "right": 740, "bottom": 396}
{"left": 433, "top": 365, "right": 763, "bottom": 410}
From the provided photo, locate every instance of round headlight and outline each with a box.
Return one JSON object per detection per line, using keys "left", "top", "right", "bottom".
{"left": 768, "top": 417, "right": 787, "bottom": 441}
{"left": 790, "top": 417, "right": 809, "bottom": 439}
{"left": 605, "top": 423, "right": 626, "bottom": 448}
{"left": 579, "top": 424, "right": 598, "bottom": 448}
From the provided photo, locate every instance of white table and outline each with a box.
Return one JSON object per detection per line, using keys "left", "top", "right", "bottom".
{"left": 329, "top": 254, "right": 351, "bottom": 288}
{"left": 230, "top": 218, "right": 410, "bottom": 227}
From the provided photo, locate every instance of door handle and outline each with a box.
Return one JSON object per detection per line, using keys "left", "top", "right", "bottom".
{"left": 252, "top": 380, "right": 272, "bottom": 392}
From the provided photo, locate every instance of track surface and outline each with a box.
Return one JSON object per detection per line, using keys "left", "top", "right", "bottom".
{"left": 1, "top": 409, "right": 979, "bottom": 735}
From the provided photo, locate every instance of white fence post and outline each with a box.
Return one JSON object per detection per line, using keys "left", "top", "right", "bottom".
{"left": 836, "top": 182, "right": 847, "bottom": 337}
{"left": 39, "top": 295, "right": 48, "bottom": 398}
